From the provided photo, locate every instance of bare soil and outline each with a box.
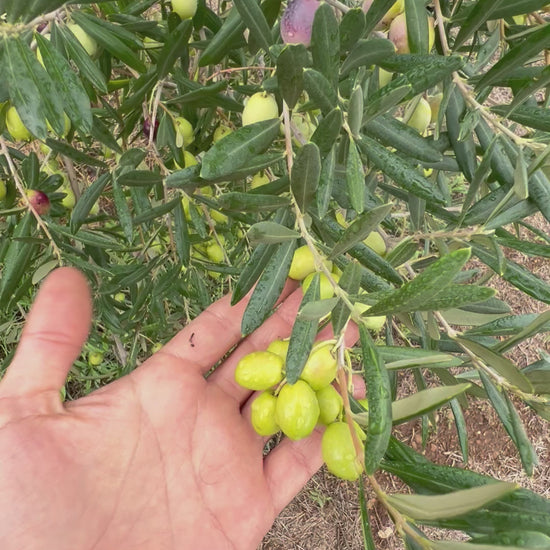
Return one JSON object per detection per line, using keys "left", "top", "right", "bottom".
{"left": 260, "top": 215, "right": 550, "bottom": 550}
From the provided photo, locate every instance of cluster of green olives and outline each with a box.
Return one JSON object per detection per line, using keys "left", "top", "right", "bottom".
{"left": 235, "top": 339, "right": 366, "bottom": 481}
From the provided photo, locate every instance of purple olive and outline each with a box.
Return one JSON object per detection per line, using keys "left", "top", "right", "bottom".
{"left": 280, "top": 0, "right": 320, "bottom": 47}
{"left": 25, "top": 189, "right": 51, "bottom": 215}
{"left": 143, "top": 117, "right": 159, "bottom": 140}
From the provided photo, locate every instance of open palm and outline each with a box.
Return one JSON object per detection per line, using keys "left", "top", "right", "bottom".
{"left": 0, "top": 268, "right": 356, "bottom": 550}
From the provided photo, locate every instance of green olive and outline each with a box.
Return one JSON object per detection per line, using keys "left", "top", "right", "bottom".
{"left": 322, "top": 421, "right": 364, "bottom": 481}
{"left": 251, "top": 391, "right": 279, "bottom": 436}
{"left": 316, "top": 385, "right": 343, "bottom": 425}
{"left": 67, "top": 23, "right": 98, "bottom": 57}
{"left": 235, "top": 351, "right": 284, "bottom": 391}
{"left": 363, "top": 231, "right": 386, "bottom": 256}
{"left": 213, "top": 124, "right": 232, "bottom": 142}
{"left": 88, "top": 351, "right": 104, "bottom": 366}
{"left": 242, "top": 92, "right": 279, "bottom": 126}
{"left": 288, "top": 244, "right": 333, "bottom": 281}
{"left": 206, "top": 242, "right": 224, "bottom": 263}
{"left": 300, "top": 343, "right": 338, "bottom": 391}
{"left": 266, "top": 339, "right": 289, "bottom": 363}
{"left": 6, "top": 106, "right": 32, "bottom": 141}
{"left": 275, "top": 380, "right": 320, "bottom": 440}
{"left": 174, "top": 117, "right": 194, "bottom": 147}
{"left": 302, "top": 271, "right": 339, "bottom": 300}
{"left": 171, "top": 0, "right": 198, "bottom": 19}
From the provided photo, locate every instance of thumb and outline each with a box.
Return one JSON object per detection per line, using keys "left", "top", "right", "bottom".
{"left": 0, "top": 267, "right": 92, "bottom": 398}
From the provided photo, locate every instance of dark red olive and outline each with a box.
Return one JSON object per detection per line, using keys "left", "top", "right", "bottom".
{"left": 25, "top": 189, "right": 51, "bottom": 215}
{"left": 280, "top": 0, "right": 320, "bottom": 47}
{"left": 143, "top": 117, "right": 159, "bottom": 139}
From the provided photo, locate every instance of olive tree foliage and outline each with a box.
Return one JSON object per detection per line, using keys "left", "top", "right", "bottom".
{"left": 1, "top": 0, "right": 550, "bottom": 546}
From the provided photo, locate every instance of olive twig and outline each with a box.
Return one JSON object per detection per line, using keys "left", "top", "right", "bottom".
{"left": 433, "top": 0, "right": 531, "bottom": 148}
{"left": 434, "top": 309, "right": 546, "bottom": 405}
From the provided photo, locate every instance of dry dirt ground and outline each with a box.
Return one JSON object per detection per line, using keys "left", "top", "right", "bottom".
{"left": 260, "top": 215, "right": 550, "bottom": 550}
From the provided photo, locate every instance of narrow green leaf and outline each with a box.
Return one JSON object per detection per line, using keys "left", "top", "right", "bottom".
{"left": 277, "top": 45, "right": 305, "bottom": 110}
{"left": 366, "top": 249, "right": 471, "bottom": 316}
{"left": 298, "top": 297, "right": 339, "bottom": 321}
{"left": 173, "top": 199, "right": 190, "bottom": 267}
{"left": 72, "top": 12, "right": 146, "bottom": 73}
{"left": 117, "top": 170, "right": 163, "bottom": 187}
{"left": 232, "top": 243, "right": 278, "bottom": 305}
{"left": 241, "top": 240, "right": 296, "bottom": 335}
{"left": 385, "top": 237, "right": 418, "bottom": 268}
{"left": 513, "top": 150, "right": 529, "bottom": 200}
{"left": 303, "top": 68, "right": 338, "bottom": 115}
{"left": 348, "top": 85, "right": 364, "bottom": 138}
{"left": 470, "top": 240, "right": 550, "bottom": 304}
{"left": 379, "top": 347, "right": 461, "bottom": 370}
{"left": 205, "top": 152, "right": 285, "bottom": 183}
{"left": 11, "top": 36, "right": 66, "bottom": 136}
{"left": 358, "top": 479, "right": 377, "bottom": 550}
{"left": 3, "top": 37, "right": 47, "bottom": 139}
{"left": 311, "top": 107, "right": 343, "bottom": 157}
{"left": 446, "top": 88, "right": 477, "bottom": 183}
{"left": 45, "top": 138, "right": 107, "bottom": 168}
{"left": 311, "top": 3, "right": 340, "bottom": 86}
{"left": 493, "top": 309, "right": 550, "bottom": 353}
{"left": 364, "top": 115, "right": 443, "bottom": 164}
{"left": 361, "top": 325, "right": 392, "bottom": 474}
{"left": 479, "top": 372, "right": 538, "bottom": 475}
{"left": 453, "top": 0, "right": 504, "bottom": 50}
{"left": 316, "top": 145, "right": 337, "bottom": 218}
{"left": 111, "top": 174, "right": 133, "bottom": 243}
{"left": 0, "top": 214, "right": 39, "bottom": 309}
{"left": 217, "top": 192, "right": 290, "bottom": 212}
{"left": 70, "top": 173, "right": 110, "bottom": 232}
{"left": 476, "top": 23, "right": 550, "bottom": 90}
{"left": 34, "top": 33, "right": 92, "bottom": 134}
{"left": 364, "top": 77, "right": 412, "bottom": 121}
{"left": 340, "top": 38, "right": 396, "bottom": 77}
{"left": 358, "top": 135, "right": 447, "bottom": 204}
{"left": 201, "top": 119, "right": 280, "bottom": 180}
{"left": 247, "top": 221, "right": 300, "bottom": 244}
{"left": 330, "top": 203, "right": 392, "bottom": 259}
{"left": 346, "top": 138, "right": 365, "bottom": 214}
{"left": 467, "top": 531, "right": 550, "bottom": 549}
{"left": 199, "top": 8, "right": 245, "bottom": 66}
{"left": 528, "top": 170, "right": 550, "bottom": 223}
{"left": 285, "top": 274, "right": 321, "bottom": 383}
{"left": 320, "top": 216, "right": 403, "bottom": 286}
{"left": 332, "top": 262, "right": 362, "bottom": 335}
{"left": 156, "top": 19, "right": 193, "bottom": 78}
{"left": 456, "top": 337, "right": 533, "bottom": 393}
{"left": 492, "top": 103, "right": 550, "bottom": 133}
{"left": 291, "top": 142, "right": 321, "bottom": 212}
{"left": 133, "top": 197, "right": 181, "bottom": 225}
{"left": 340, "top": 8, "right": 366, "bottom": 52}
{"left": 404, "top": 0, "right": 430, "bottom": 54}
{"left": 233, "top": 0, "right": 273, "bottom": 53}
{"left": 418, "top": 285, "right": 496, "bottom": 312}
{"left": 55, "top": 23, "right": 108, "bottom": 93}
{"left": 392, "top": 383, "right": 472, "bottom": 424}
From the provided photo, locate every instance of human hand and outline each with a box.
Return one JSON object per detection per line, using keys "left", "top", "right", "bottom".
{"left": 0, "top": 267, "right": 358, "bottom": 550}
